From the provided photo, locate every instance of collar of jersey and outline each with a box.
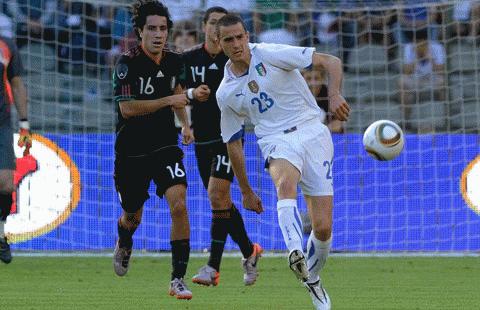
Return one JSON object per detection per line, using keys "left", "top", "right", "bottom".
{"left": 140, "top": 44, "right": 163, "bottom": 65}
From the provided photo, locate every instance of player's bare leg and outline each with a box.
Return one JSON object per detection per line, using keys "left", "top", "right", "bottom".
{"left": 166, "top": 184, "right": 192, "bottom": 300}
{"left": 114, "top": 208, "right": 143, "bottom": 276}
{"left": 0, "top": 169, "right": 14, "bottom": 264}
{"left": 268, "top": 159, "right": 308, "bottom": 281}
{"left": 303, "top": 195, "right": 333, "bottom": 310}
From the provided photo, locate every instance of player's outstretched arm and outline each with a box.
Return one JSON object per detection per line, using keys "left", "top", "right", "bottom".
{"left": 312, "top": 53, "right": 350, "bottom": 121}
{"left": 118, "top": 94, "right": 189, "bottom": 119}
{"left": 227, "top": 138, "right": 263, "bottom": 214}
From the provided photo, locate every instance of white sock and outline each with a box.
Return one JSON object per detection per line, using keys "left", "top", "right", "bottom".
{"left": 307, "top": 232, "right": 332, "bottom": 282}
{"left": 0, "top": 220, "right": 5, "bottom": 239}
{"left": 277, "top": 199, "right": 303, "bottom": 253}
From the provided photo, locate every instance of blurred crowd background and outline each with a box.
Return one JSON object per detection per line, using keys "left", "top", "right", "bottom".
{"left": 1, "top": 0, "right": 479, "bottom": 134}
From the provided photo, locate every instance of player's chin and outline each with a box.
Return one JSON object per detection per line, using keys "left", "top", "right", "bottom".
{"left": 151, "top": 43, "right": 164, "bottom": 51}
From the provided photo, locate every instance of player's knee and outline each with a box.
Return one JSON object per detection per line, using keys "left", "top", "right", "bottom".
{"left": 122, "top": 212, "right": 142, "bottom": 230}
{"left": 0, "top": 183, "right": 14, "bottom": 194}
{"left": 208, "top": 188, "right": 229, "bottom": 210}
{"left": 170, "top": 199, "right": 188, "bottom": 219}
{"left": 0, "top": 175, "right": 14, "bottom": 193}
{"left": 312, "top": 225, "right": 332, "bottom": 241}
{"left": 276, "top": 178, "right": 297, "bottom": 197}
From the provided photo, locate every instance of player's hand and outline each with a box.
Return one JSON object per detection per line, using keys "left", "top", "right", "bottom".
{"left": 193, "top": 85, "right": 210, "bottom": 102}
{"left": 169, "top": 94, "right": 190, "bottom": 109}
{"left": 17, "top": 128, "right": 32, "bottom": 156}
{"left": 181, "top": 126, "right": 194, "bottom": 145}
{"left": 242, "top": 190, "right": 263, "bottom": 214}
{"left": 329, "top": 94, "right": 350, "bottom": 121}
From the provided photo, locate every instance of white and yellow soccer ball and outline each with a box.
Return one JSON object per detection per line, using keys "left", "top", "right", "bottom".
{"left": 363, "top": 120, "right": 404, "bottom": 161}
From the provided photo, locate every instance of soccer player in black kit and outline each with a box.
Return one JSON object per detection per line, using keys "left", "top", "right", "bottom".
{"left": 112, "top": 0, "right": 209, "bottom": 300}
{"left": 183, "top": 7, "right": 263, "bottom": 287}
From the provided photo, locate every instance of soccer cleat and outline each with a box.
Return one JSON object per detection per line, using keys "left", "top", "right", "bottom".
{"left": 192, "top": 265, "right": 220, "bottom": 286}
{"left": 0, "top": 237, "right": 12, "bottom": 264}
{"left": 169, "top": 278, "right": 193, "bottom": 300}
{"left": 113, "top": 240, "right": 132, "bottom": 276}
{"left": 288, "top": 249, "right": 309, "bottom": 282}
{"left": 304, "top": 279, "right": 331, "bottom": 310}
{"left": 242, "top": 243, "right": 263, "bottom": 286}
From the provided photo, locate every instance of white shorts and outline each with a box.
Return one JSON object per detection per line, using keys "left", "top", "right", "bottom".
{"left": 257, "top": 118, "right": 334, "bottom": 196}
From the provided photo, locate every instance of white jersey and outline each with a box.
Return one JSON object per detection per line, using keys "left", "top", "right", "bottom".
{"left": 216, "top": 43, "right": 323, "bottom": 142}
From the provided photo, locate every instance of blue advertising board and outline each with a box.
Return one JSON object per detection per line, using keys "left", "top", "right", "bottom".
{"left": 9, "top": 133, "right": 480, "bottom": 252}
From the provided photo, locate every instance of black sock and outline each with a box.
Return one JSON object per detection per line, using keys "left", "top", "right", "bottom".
{"left": 171, "top": 239, "right": 190, "bottom": 280}
{"left": 117, "top": 219, "right": 135, "bottom": 249}
{"left": 229, "top": 204, "right": 253, "bottom": 258}
{"left": 0, "top": 193, "right": 12, "bottom": 221}
{"left": 207, "top": 209, "right": 230, "bottom": 271}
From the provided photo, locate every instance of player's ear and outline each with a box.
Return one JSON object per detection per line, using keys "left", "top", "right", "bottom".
{"left": 245, "top": 31, "right": 250, "bottom": 41}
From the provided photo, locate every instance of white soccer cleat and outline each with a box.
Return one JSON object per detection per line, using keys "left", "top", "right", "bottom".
{"left": 288, "top": 249, "right": 309, "bottom": 282}
{"left": 242, "top": 243, "right": 263, "bottom": 285}
{"left": 169, "top": 278, "right": 193, "bottom": 300}
{"left": 304, "top": 279, "right": 331, "bottom": 310}
{"left": 192, "top": 265, "right": 220, "bottom": 286}
{"left": 113, "top": 240, "right": 132, "bottom": 276}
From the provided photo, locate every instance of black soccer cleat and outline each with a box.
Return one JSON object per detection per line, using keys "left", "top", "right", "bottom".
{"left": 0, "top": 237, "right": 12, "bottom": 264}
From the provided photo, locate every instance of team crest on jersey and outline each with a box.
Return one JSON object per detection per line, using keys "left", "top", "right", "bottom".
{"left": 116, "top": 63, "right": 128, "bottom": 79}
{"left": 255, "top": 63, "right": 267, "bottom": 76}
{"left": 248, "top": 80, "right": 259, "bottom": 93}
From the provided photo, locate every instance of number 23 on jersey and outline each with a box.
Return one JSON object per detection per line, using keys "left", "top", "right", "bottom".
{"left": 251, "top": 92, "right": 275, "bottom": 114}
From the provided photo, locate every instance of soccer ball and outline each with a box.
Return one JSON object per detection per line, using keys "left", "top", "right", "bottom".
{"left": 363, "top": 120, "right": 404, "bottom": 161}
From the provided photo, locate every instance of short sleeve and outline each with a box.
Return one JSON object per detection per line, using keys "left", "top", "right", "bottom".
{"left": 6, "top": 39, "right": 23, "bottom": 80}
{"left": 113, "top": 56, "right": 138, "bottom": 104}
{"left": 255, "top": 43, "right": 315, "bottom": 71}
{"left": 217, "top": 90, "right": 245, "bottom": 142}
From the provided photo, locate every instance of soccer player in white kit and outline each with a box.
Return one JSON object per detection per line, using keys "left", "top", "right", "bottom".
{"left": 215, "top": 14, "right": 350, "bottom": 310}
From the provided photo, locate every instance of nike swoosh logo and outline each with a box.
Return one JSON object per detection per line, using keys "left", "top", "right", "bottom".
{"left": 235, "top": 93, "right": 245, "bottom": 97}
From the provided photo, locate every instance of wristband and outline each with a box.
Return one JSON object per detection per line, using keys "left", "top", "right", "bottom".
{"left": 328, "top": 92, "right": 340, "bottom": 98}
{"left": 187, "top": 88, "right": 195, "bottom": 100}
{"left": 19, "top": 120, "right": 30, "bottom": 130}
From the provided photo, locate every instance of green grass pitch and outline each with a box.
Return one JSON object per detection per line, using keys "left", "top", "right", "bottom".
{"left": 1, "top": 256, "right": 479, "bottom": 309}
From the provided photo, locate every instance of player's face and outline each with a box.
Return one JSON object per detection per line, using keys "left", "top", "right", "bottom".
{"left": 203, "top": 12, "right": 226, "bottom": 44}
{"left": 218, "top": 23, "right": 249, "bottom": 63}
{"left": 303, "top": 70, "right": 323, "bottom": 97}
{"left": 174, "top": 32, "right": 197, "bottom": 52}
{"left": 139, "top": 15, "right": 168, "bottom": 55}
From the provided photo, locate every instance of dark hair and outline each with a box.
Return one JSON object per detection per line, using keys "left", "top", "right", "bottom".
{"left": 172, "top": 20, "right": 197, "bottom": 41}
{"left": 215, "top": 14, "right": 247, "bottom": 36}
{"left": 131, "top": 0, "right": 173, "bottom": 40}
{"left": 203, "top": 6, "right": 228, "bottom": 24}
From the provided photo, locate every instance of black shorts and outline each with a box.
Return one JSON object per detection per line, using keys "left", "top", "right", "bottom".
{"left": 114, "top": 146, "right": 187, "bottom": 213}
{"left": 0, "top": 120, "right": 15, "bottom": 170}
{"left": 194, "top": 140, "right": 234, "bottom": 189}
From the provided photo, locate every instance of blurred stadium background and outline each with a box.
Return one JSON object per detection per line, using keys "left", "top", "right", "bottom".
{"left": 3, "top": 0, "right": 479, "bottom": 255}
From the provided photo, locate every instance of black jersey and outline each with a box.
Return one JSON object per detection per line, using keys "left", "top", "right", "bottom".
{"left": 113, "top": 45, "right": 185, "bottom": 157}
{"left": 183, "top": 44, "right": 228, "bottom": 144}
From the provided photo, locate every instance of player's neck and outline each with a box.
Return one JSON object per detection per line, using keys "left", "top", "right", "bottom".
{"left": 230, "top": 53, "right": 251, "bottom": 77}
{"left": 204, "top": 40, "right": 222, "bottom": 57}
{"left": 141, "top": 43, "right": 163, "bottom": 64}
